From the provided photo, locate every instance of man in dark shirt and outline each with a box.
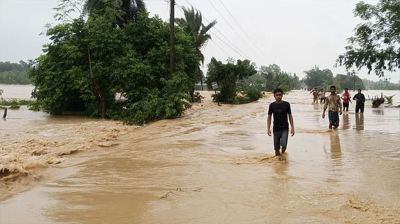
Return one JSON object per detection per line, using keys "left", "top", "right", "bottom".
{"left": 267, "top": 88, "right": 295, "bottom": 156}
{"left": 353, "top": 89, "right": 366, "bottom": 113}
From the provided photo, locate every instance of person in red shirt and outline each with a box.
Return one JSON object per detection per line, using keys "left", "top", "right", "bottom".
{"left": 341, "top": 88, "right": 352, "bottom": 112}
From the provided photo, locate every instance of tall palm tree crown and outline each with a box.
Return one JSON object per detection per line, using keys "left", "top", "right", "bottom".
{"left": 175, "top": 7, "right": 217, "bottom": 65}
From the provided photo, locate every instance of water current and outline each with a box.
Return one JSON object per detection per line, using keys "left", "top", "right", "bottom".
{"left": 0, "top": 86, "right": 399, "bottom": 223}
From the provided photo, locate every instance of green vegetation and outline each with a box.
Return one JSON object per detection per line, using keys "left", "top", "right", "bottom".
{"left": 363, "top": 79, "right": 400, "bottom": 90}
{"left": 303, "top": 66, "right": 334, "bottom": 89}
{"left": 83, "top": 0, "right": 146, "bottom": 25}
{"left": 338, "top": 0, "right": 400, "bottom": 77}
{"left": 176, "top": 7, "right": 217, "bottom": 95}
{"left": 384, "top": 95, "right": 394, "bottom": 105}
{"left": 29, "top": 1, "right": 201, "bottom": 124}
{"left": 334, "top": 73, "right": 364, "bottom": 90}
{"left": 206, "top": 58, "right": 258, "bottom": 104}
{"left": 0, "top": 61, "right": 31, "bottom": 84}
{"left": 205, "top": 61, "right": 303, "bottom": 104}
{"left": 303, "top": 66, "right": 365, "bottom": 90}
{"left": 259, "top": 64, "right": 301, "bottom": 92}
{"left": 302, "top": 66, "right": 400, "bottom": 91}
{"left": 0, "top": 99, "right": 32, "bottom": 106}
{"left": 0, "top": 89, "right": 32, "bottom": 109}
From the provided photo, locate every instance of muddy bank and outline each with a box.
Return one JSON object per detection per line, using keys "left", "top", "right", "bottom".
{"left": 1, "top": 90, "right": 400, "bottom": 223}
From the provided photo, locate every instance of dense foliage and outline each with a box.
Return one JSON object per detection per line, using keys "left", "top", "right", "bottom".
{"left": 206, "top": 57, "right": 258, "bottom": 104}
{"left": 83, "top": 0, "right": 146, "bottom": 26}
{"left": 303, "top": 66, "right": 334, "bottom": 89}
{"left": 259, "top": 64, "right": 301, "bottom": 92}
{"left": 0, "top": 61, "right": 30, "bottom": 84}
{"left": 303, "top": 66, "right": 365, "bottom": 90}
{"left": 334, "top": 73, "right": 365, "bottom": 90}
{"left": 338, "top": 0, "right": 400, "bottom": 77}
{"left": 30, "top": 5, "right": 198, "bottom": 124}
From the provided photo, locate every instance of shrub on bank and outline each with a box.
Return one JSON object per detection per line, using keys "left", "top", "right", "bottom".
{"left": 206, "top": 58, "right": 258, "bottom": 104}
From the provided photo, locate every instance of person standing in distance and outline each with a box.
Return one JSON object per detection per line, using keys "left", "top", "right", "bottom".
{"left": 322, "top": 85, "right": 342, "bottom": 129}
{"left": 341, "top": 88, "right": 352, "bottom": 112}
{"left": 353, "top": 89, "right": 366, "bottom": 113}
{"left": 267, "top": 88, "right": 295, "bottom": 156}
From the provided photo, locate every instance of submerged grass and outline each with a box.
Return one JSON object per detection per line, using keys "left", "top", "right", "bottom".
{"left": 0, "top": 99, "right": 36, "bottom": 110}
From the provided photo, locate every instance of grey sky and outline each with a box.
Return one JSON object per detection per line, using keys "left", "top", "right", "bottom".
{"left": 0, "top": 0, "right": 398, "bottom": 82}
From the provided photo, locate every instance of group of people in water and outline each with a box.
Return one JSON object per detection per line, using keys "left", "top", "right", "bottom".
{"left": 266, "top": 86, "right": 366, "bottom": 156}
{"left": 313, "top": 86, "right": 366, "bottom": 129}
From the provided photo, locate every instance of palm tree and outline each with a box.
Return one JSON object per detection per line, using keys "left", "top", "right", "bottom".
{"left": 176, "top": 7, "right": 217, "bottom": 90}
{"left": 84, "top": 0, "right": 146, "bottom": 24}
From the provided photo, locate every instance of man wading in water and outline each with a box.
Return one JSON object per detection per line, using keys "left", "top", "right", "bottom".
{"left": 353, "top": 89, "right": 366, "bottom": 113}
{"left": 267, "top": 88, "right": 295, "bottom": 156}
{"left": 322, "top": 85, "right": 342, "bottom": 129}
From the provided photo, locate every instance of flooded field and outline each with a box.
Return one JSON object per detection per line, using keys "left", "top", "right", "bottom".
{"left": 0, "top": 88, "right": 400, "bottom": 223}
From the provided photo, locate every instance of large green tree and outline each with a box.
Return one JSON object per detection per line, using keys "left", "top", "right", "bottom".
{"left": 259, "top": 64, "right": 301, "bottom": 92}
{"left": 335, "top": 73, "right": 365, "bottom": 90}
{"left": 303, "top": 66, "right": 334, "bottom": 89}
{"left": 206, "top": 58, "right": 257, "bottom": 104}
{"left": 176, "top": 7, "right": 217, "bottom": 92}
{"left": 338, "top": 0, "right": 400, "bottom": 77}
{"left": 30, "top": 5, "right": 198, "bottom": 124}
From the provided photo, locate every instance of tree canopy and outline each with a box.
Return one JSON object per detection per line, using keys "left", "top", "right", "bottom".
{"left": 206, "top": 57, "right": 257, "bottom": 104}
{"left": 259, "top": 64, "right": 301, "bottom": 92}
{"left": 83, "top": 0, "right": 146, "bottom": 25}
{"left": 338, "top": 0, "right": 400, "bottom": 77}
{"left": 303, "top": 66, "right": 334, "bottom": 89}
{"left": 30, "top": 3, "right": 198, "bottom": 124}
{"left": 303, "top": 66, "right": 366, "bottom": 90}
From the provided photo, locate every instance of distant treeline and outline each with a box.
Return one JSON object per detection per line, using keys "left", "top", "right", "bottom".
{"left": 302, "top": 66, "right": 399, "bottom": 90}
{"left": 0, "top": 61, "right": 31, "bottom": 84}
{"left": 363, "top": 79, "right": 400, "bottom": 90}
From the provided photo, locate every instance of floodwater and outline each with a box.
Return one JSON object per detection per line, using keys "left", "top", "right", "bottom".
{"left": 0, "top": 84, "right": 34, "bottom": 100}
{"left": 1, "top": 88, "right": 400, "bottom": 224}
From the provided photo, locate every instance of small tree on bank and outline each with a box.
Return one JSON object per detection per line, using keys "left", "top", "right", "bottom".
{"left": 206, "top": 57, "right": 257, "bottom": 104}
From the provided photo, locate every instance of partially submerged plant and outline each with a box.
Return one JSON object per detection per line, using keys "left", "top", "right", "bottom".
{"left": 384, "top": 95, "right": 395, "bottom": 105}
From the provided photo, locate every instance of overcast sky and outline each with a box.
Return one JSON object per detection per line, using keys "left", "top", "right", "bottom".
{"left": 0, "top": 0, "right": 398, "bottom": 82}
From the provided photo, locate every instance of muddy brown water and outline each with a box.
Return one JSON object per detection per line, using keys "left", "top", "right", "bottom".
{"left": 1, "top": 89, "right": 400, "bottom": 223}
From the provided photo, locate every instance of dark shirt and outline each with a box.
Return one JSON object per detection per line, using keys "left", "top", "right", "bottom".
{"left": 268, "top": 101, "right": 292, "bottom": 131}
{"left": 353, "top": 93, "right": 365, "bottom": 105}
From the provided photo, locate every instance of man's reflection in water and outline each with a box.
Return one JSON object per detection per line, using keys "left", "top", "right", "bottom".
{"left": 330, "top": 132, "right": 342, "bottom": 161}
{"left": 372, "top": 109, "right": 384, "bottom": 115}
{"left": 355, "top": 113, "right": 364, "bottom": 130}
{"left": 342, "top": 113, "right": 350, "bottom": 130}
{"left": 273, "top": 156, "right": 289, "bottom": 177}
{"left": 313, "top": 103, "right": 319, "bottom": 111}
{"left": 326, "top": 132, "right": 343, "bottom": 183}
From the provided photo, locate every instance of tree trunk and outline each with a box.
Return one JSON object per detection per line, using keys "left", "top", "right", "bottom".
{"left": 88, "top": 48, "right": 106, "bottom": 118}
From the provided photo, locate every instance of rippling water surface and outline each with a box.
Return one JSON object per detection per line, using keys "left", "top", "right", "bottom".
{"left": 0, "top": 89, "right": 399, "bottom": 224}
